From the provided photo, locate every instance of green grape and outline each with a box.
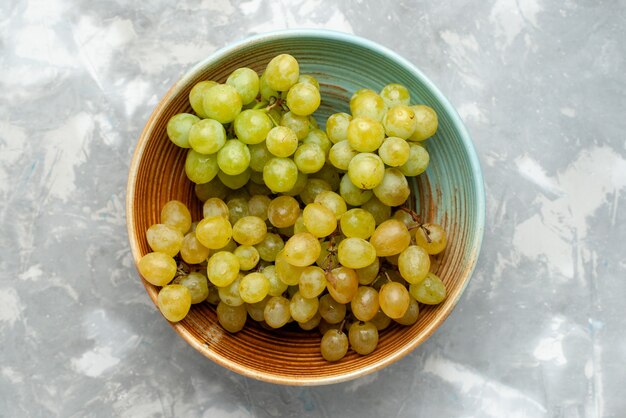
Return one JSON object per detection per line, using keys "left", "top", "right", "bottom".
{"left": 185, "top": 149, "right": 218, "bottom": 184}
{"left": 266, "top": 126, "right": 298, "bottom": 157}
{"left": 247, "top": 169, "right": 268, "bottom": 187}
{"left": 327, "top": 266, "right": 358, "bottom": 304}
{"left": 302, "top": 129, "right": 332, "bottom": 155}
{"left": 238, "top": 272, "right": 270, "bottom": 303}
{"left": 339, "top": 174, "right": 373, "bottom": 206}
{"left": 373, "top": 168, "right": 410, "bottom": 207}
{"left": 262, "top": 265, "right": 288, "bottom": 296}
{"left": 246, "top": 296, "right": 270, "bottom": 322}
{"left": 137, "top": 252, "right": 177, "bottom": 286}
{"left": 339, "top": 208, "right": 375, "bottom": 239}
{"left": 350, "top": 286, "right": 379, "bottom": 322}
{"left": 398, "top": 245, "right": 430, "bottom": 284}
{"left": 189, "top": 81, "right": 217, "bottom": 118}
{"left": 247, "top": 195, "right": 271, "bottom": 220}
{"left": 161, "top": 200, "right": 192, "bottom": 234}
{"left": 380, "top": 83, "right": 410, "bottom": 108}
{"left": 308, "top": 115, "right": 318, "bottom": 129}
{"left": 310, "top": 164, "right": 340, "bottom": 191}
{"left": 217, "top": 301, "right": 247, "bottom": 332}
{"left": 264, "top": 296, "right": 291, "bottom": 328}
{"left": 289, "top": 291, "right": 319, "bottom": 322}
{"left": 267, "top": 195, "right": 301, "bottom": 228}
{"left": 383, "top": 105, "right": 417, "bottom": 139}
{"left": 226, "top": 67, "right": 259, "bottom": 105}
{"left": 259, "top": 71, "right": 279, "bottom": 101}
{"left": 347, "top": 117, "right": 385, "bottom": 152}
{"left": 314, "top": 191, "right": 347, "bottom": 219}
{"left": 350, "top": 90, "right": 386, "bottom": 121}
{"left": 218, "top": 274, "right": 244, "bottom": 306}
{"left": 218, "top": 169, "right": 250, "bottom": 190}
{"left": 370, "top": 309, "right": 392, "bottom": 331}
{"left": 146, "top": 224, "right": 184, "bottom": 257}
{"left": 337, "top": 238, "right": 377, "bottom": 269}
{"left": 395, "top": 296, "right": 419, "bottom": 325}
{"left": 399, "top": 142, "right": 429, "bottom": 176}
{"left": 299, "top": 311, "right": 322, "bottom": 331}
{"left": 233, "top": 245, "right": 260, "bottom": 271}
{"left": 378, "top": 137, "right": 410, "bottom": 167}
{"left": 203, "top": 197, "right": 229, "bottom": 219}
{"left": 409, "top": 105, "right": 438, "bottom": 141}
{"left": 392, "top": 209, "right": 419, "bottom": 229}
{"left": 207, "top": 251, "right": 240, "bottom": 287}
{"left": 361, "top": 196, "right": 391, "bottom": 225}
{"left": 326, "top": 112, "right": 352, "bottom": 144}
{"left": 233, "top": 110, "right": 273, "bottom": 145}
{"left": 202, "top": 84, "right": 242, "bottom": 124}
{"left": 255, "top": 233, "right": 284, "bottom": 262}
{"left": 414, "top": 223, "right": 447, "bottom": 254}
{"left": 196, "top": 216, "right": 232, "bottom": 249}
{"left": 227, "top": 197, "right": 249, "bottom": 224}
{"left": 283, "top": 232, "right": 321, "bottom": 267}
{"left": 321, "top": 329, "right": 349, "bottom": 362}
{"left": 379, "top": 282, "right": 410, "bottom": 319}
{"left": 348, "top": 321, "right": 379, "bottom": 355}
{"left": 370, "top": 219, "right": 411, "bottom": 257}
{"left": 347, "top": 153, "right": 385, "bottom": 189}
{"left": 298, "top": 74, "right": 320, "bottom": 90}
{"left": 282, "top": 171, "right": 308, "bottom": 197}
{"left": 355, "top": 258, "right": 380, "bottom": 285}
{"left": 299, "top": 178, "right": 332, "bottom": 204}
{"left": 328, "top": 141, "right": 358, "bottom": 171}
{"left": 232, "top": 216, "right": 267, "bottom": 246}
{"left": 316, "top": 239, "right": 339, "bottom": 270}
{"left": 409, "top": 272, "right": 446, "bottom": 304}
{"left": 216, "top": 139, "right": 250, "bottom": 175}
{"left": 280, "top": 111, "right": 310, "bottom": 140}
{"left": 157, "top": 284, "right": 191, "bottom": 322}
{"left": 173, "top": 272, "right": 209, "bottom": 304}
{"left": 167, "top": 113, "right": 200, "bottom": 148}
{"left": 188, "top": 118, "right": 226, "bottom": 154}
{"left": 180, "top": 232, "right": 210, "bottom": 265}
{"left": 248, "top": 142, "right": 272, "bottom": 172}
{"left": 318, "top": 294, "right": 346, "bottom": 324}
{"left": 194, "top": 177, "right": 228, "bottom": 202}
{"left": 303, "top": 203, "right": 337, "bottom": 238}
{"left": 275, "top": 250, "right": 306, "bottom": 285}
{"left": 294, "top": 143, "right": 325, "bottom": 174}
{"left": 263, "top": 157, "right": 298, "bottom": 193}
{"left": 298, "top": 266, "right": 327, "bottom": 298}
{"left": 293, "top": 215, "right": 308, "bottom": 234}
{"left": 264, "top": 54, "right": 299, "bottom": 91}
{"left": 286, "top": 82, "right": 321, "bottom": 116}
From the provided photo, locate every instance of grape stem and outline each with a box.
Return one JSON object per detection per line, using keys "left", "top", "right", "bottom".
{"left": 398, "top": 206, "right": 432, "bottom": 243}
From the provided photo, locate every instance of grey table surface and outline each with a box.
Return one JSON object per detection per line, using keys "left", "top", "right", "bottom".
{"left": 1, "top": 0, "right": 625, "bottom": 417}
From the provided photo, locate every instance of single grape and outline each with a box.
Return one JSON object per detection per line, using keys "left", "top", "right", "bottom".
{"left": 248, "top": 142, "right": 272, "bottom": 172}
{"left": 294, "top": 143, "right": 325, "bottom": 174}
{"left": 226, "top": 67, "right": 260, "bottom": 105}
{"left": 414, "top": 223, "right": 447, "bottom": 254}
{"left": 267, "top": 195, "right": 301, "bottom": 228}
{"left": 339, "top": 174, "right": 373, "bottom": 206}
{"left": 233, "top": 245, "right": 260, "bottom": 271}
{"left": 195, "top": 216, "right": 232, "bottom": 249}
{"left": 383, "top": 105, "right": 417, "bottom": 139}
{"left": 246, "top": 296, "right": 270, "bottom": 322}
{"left": 318, "top": 294, "right": 346, "bottom": 325}
{"left": 280, "top": 111, "right": 310, "bottom": 139}
{"left": 337, "top": 238, "right": 377, "bottom": 269}
{"left": 227, "top": 197, "right": 249, "bottom": 224}
{"left": 379, "top": 282, "right": 410, "bottom": 319}
{"left": 255, "top": 233, "right": 284, "bottom": 262}
{"left": 161, "top": 200, "right": 192, "bottom": 234}
{"left": 232, "top": 216, "right": 267, "bottom": 246}
{"left": 373, "top": 168, "right": 410, "bottom": 207}
{"left": 202, "top": 84, "right": 242, "bottom": 124}
{"left": 293, "top": 215, "right": 308, "bottom": 234}
{"left": 347, "top": 117, "right": 385, "bottom": 152}
{"left": 348, "top": 321, "right": 379, "bottom": 355}
{"left": 289, "top": 291, "right": 319, "bottom": 323}
{"left": 299, "top": 311, "right": 322, "bottom": 331}
{"left": 350, "top": 90, "right": 386, "bottom": 121}
{"left": 264, "top": 296, "right": 291, "bottom": 328}
{"left": 157, "top": 284, "right": 191, "bottom": 322}
{"left": 146, "top": 224, "right": 184, "bottom": 257}
{"left": 286, "top": 82, "right": 321, "bottom": 116}
{"left": 399, "top": 142, "right": 429, "bottom": 176}
{"left": 185, "top": 149, "right": 218, "bottom": 184}
{"left": 303, "top": 203, "right": 337, "bottom": 238}
{"left": 264, "top": 54, "right": 299, "bottom": 91}
{"left": 298, "top": 266, "right": 327, "bottom": 298}
{"left": 347, "top": 153, "right": 385, "bottom": 189}
{"left": 321, "top": 329, "right": 349, "bottom": 362}
{"left": 409, "top": 105, "right": 438, "bottom": 141}
{"left": 274, "top": 250, "right": 306, "bottom": 285}
{"left": 180, "top": 232, "right": 210, "bottom": 264}
{"left": 327, "top": 266, "right": 359, "bottom": 304}
{"left": 188, "top": 118, "right": 226, "bottom": 154}
{"left": 259, "top": 71, "right": 279, "bottom": 101}
{"left": 378, "top": 137, "right": 410, "bottom": 167}
{"left": 262, "top": 265, "right": 288, "bottom": 297}
{"left": 310, "top": 163, "right": 340, "bottom": 191}
{"left": 189, "top": 81, "right": 217, "bottom": 118}
{"left": 233, "top": 109, "right": 273, "bottom": 145}
{"left": 217, "top": 274, "right": 244, "bottom": 307}
{"left": 207, "top": 251, "right": 240, "bottom": 287}
{"left": 351, "top": 286, "right": 380, "bottom": 322}
{"left": 326, "top": 112, "right": 352, "bottom": 144}
{"left": 370, "top": 309, "right": 392, "bottom": 331}
{"left": 238, "top": 272, "right": 270, "bottom": 303}
{"left": 392, "top": 208, "right": 419, "bottom": 229}
{"left": 369, "top": 219, "right": 411, "bottom": 257}
{"left": 137, "top": 252, "right": 177, "bottom": 286}
{"left": 355, "top": 258, "right": 380, "bottom": 285}
{"left": 380, "top": 83, "right": 410, "bottom": 108}
{"left": 398, "top": 245, "right": 431, "bottom": 284}
{"left": 283, "top": 232, "right": 321, "bottom": 267}
{"left": 361, "top": 196, "right": 391, "bottom": 226}
{"left": 265, "top": 126, "right": 298, "bottom": 157}
{"left": 217, "top": 301, "right": 247, "bottom": 332}
{"left": 173, "top": 272, "right": 209, "bottom": 304}
{"left": 314, "top": 191, "right": 347, "bottom": 219}
{"left": 216, "top": 139, "right": 250, "bottom": 175}
{"left": 218, "top": 169, "right": 251, "bottom": 190}
{"left": 194, "top": 177, "right": 229, "bottom": 202}
{"left": 299, "top": 178, "right": 332, "bottom": 204}
{"left": 167, "top": 113, "right": 200, "bottom": 148}
{"left": 247, "top": 195, "right": 271, "bottom": 220}
{"left": 409, "top": 272, "right": 446, "bottom": 304}
{"left": 203, "top": 197, "right": 229, "bottom": 219}
{"left": 302, "top": 129, "right": 332, "bottom": 155}
{"left": 395, "top": 296, "right": 420, "bottom": 325}
{"left": 340, "top": 208, "right": 376, "bottom": 239}
{"left": 298, "top": 74, "right": 320, "bottom": 90}
{"left": 263, "top": 157, "right": 298, "bottom": 193}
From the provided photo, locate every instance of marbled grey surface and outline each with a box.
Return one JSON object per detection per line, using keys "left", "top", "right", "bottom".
{"left": 1, "top": 0, "right": 625, "bottom": 417}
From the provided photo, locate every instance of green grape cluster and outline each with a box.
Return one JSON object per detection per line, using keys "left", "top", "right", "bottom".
{"left": 141, "top": 54, "right": 448, "bottom": 362}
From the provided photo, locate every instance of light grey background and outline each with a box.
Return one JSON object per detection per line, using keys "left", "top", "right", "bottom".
{"left": 1, "top": 0, "right": 625, "bottom": 417}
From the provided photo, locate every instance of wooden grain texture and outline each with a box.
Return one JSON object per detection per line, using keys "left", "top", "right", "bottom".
{"left": 126, "top": 30, "right": 485, "bottom": 385}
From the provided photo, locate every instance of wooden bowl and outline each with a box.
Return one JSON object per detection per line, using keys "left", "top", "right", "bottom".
{"left": 126, "top": 30, "right": 485, "bottom": 385}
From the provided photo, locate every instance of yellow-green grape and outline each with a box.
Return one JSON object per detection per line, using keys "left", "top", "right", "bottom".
{"left": 299, "top": 311, "right": 322, "bottom": 331}
{"left": 348, "top": 321, "right": 379, "bottom": 355}
{"left": 238, "top": 272, "right": 270, "bottom": 304}
{"left": 203, "top": 197, "right": 229, "bottom": 219}
{"left": 283, "top": 171, "right": 308, "bottom": 197}
{"left": 218, "top": 274, "right": 244, "bottom": 306}
{"left": 167, "top": 113, "right": 200, "bottom": 148}
{"left": 173, "top": 272, "right": 209, "bottom": 304}
{"left": 370, "top": 219, "right": 411, "bottom": 257}
{"left": 321, "top": 329, "right": 349, "bottom": 361}
{"left": 226, "top": 67, "right": 259, "bottom": 105}
{"left": 326, "top": 112, "right": 352, "bottom": 144}
{"left": 247, "top": 195, "right": 271, "bottom": 220}
{"left": 347, "top": 117, "right": 385, "bottom": 153}
{"left": 289, "top": 291, "right": 319, "bottom": 323}
{"left": 202, "top": 84, "right": 242, "bottom": 124}
{"left": 303, "top": 129, "right": 332, "bottom": 155}
{"left": 263, "top": 157, "right": 298, "bottom": 193}
{"left": 185, "top": 149, "right": 218, "bottom": 184}
{"left": 383, "top": 105, "right": 417, "bottom": 139}
{"left": 255, "top": 233, "right": 284, "bottom": 262}
{"left": 337, "top": 238, "right": 377, "bottom": 269}
{"left": 303, "top": 203, "right": 337, "bottom": 238}
{"left": 161, "top": 200, "right": 192, "bottom": 234}
{"left": 180, "top": 232, "right": 210, "bottom": 264}
{"left": 395, "top": 296, "right": 419, "bottom": 325}
{"left": 378, "top": 137, "right": 410, "bottom": 167}
{"left": 227, "top": 197, "right": 249, "bottom": 224}
{"left": 146, "top": 224, "right": 184, "bottom": 257}
{"left": 298, "top": 266, "right": 327, "bottom": 298}
{"left": 414, "top": 223, "right": 447, "bottom": 254}
{"left": 280, "top": 111, "right": 310, "bottom": 140}
{"left": 298, "top": 74, "right": 320, "bottom": 90}
{"left": 339, "top": 174, "right": 373, "bottom": 206}
{"left": 398, "top": 245, "right": 431, "bottom": 284}
{"left": 380, "top": 83, "right": 410, "bottom": 108}
{"left": 232, "top": 216, "right": 267, "bottom": 246}
{"left": 267, "top": 195, "right": 301, "bottom": 228}
{"left": 218, "top": 169, "right": 250, "bottom": 190}
{"left": 207, "top": 251, "right": 239, "bottom": 287}
{"left": 286, "top": 82, "right": 320, "bottom": 116}
{"left": 316, "top": 239, "right": 339, "bottom": 270}
{"left": 294, "top": 143, "right": 325, "bottom": 174}
{"left": 355, "top": 258, "right": 380, "bottom": 285}
{"left": 195, "top": 216, "right": 232, "bottom": 249}
{"left": 188, "top": 118, "right": 226, "bottom": 154}
{"left": 264, "top": 54, "right": 299, "bottom": 91}
{"left": 409, "top": 272, "right": 446, "bottom": 304}
{"left": 157, "top": 284, "right": 191, "bottom": 322}
{"left": 283, "top": 232, "right": 321, "bottom": 267}
{"left": 350, "top": 286, "right": 379, "bottom": 322}
{"left": 275, "top": 250, "right": 306, "bottom": 285}
{"left": 392, "top": 209, "right": 419, "bottom": 229}
{"left": 246, "top": 296, "right": 269, "bottom": 322}
{"left": 310, "top": 164, "right": 340, "bottom": 191}
{"left": 189, "top": 81, "right": 217, "bottom": 118}
{"left": 373, "top": 168, "right": 410, "bottom": 207}
{"left": 233, "top": 110, "right": 273, "bottom": 145}
{"left": 259, "top": 71, "right": 279, "bottom": 101}
{"left": 361, "top": 196, "right": 391, "bottom": 225}
{"left": 314, "top": 191, "right": 347, "bottom": 219}
{"left": 347, "top": 153, "right": 385, "bottom": 189}
{"left": 350, "top": 90, "right": 386, "bottom": 121}
{"left": 327, "top": 266, "right": 358, "bottom": 304}
{"left": 248, "top": 142, "right": 272, "bottom": 172}
{"left": 379, "top": 282, "right": 410, "bottom": 319}
{"left": 299, "top": 178, "right": 332, "bottom": 205}
{"left": 399, "top": 142, "right": 429, "bottom": 176}
{"left": 370, "top": 309, "right": 392, "bottom": 331}
{"left": 216, "top": 139, "right": 250, "bottom": 175}
{"left": 264, "top": 296, "right": 291, "bottom": 328}
{"left": 233, "top": 245, "right": 260, "bottom": 271}
{"left": 262, "top": 265, "right": 288, "bottom": 297}
{"left": 409, "top": 105, "right": 438, "bottom": 141}
{"left": 318, "top": 294, "right": 346, "bottom": 324}
{"left": 308, "top": 115, "right": 318, "bottom": 129}
{"left": 293, "top": 215, "right": 308, "bottom": 234}
{"left": 137, "top": 252, "right": 177, "bottom": 286}
{"left": 340, "top": 208, "right": 375, "bottom": 239}
{"left": 194, "top": 177, "right": 228, "bottom": 202}
{"left": 217, "top": 301, "right": 247, "bottom": 332}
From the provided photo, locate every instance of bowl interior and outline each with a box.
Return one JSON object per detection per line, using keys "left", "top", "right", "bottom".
{"left": 127, "top": 31, "right": 484, "bottom": 385}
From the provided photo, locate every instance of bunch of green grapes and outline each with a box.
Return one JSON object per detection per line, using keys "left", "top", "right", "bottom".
{"left": 139, "top": 54, "right": 448, "bottom": 362}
